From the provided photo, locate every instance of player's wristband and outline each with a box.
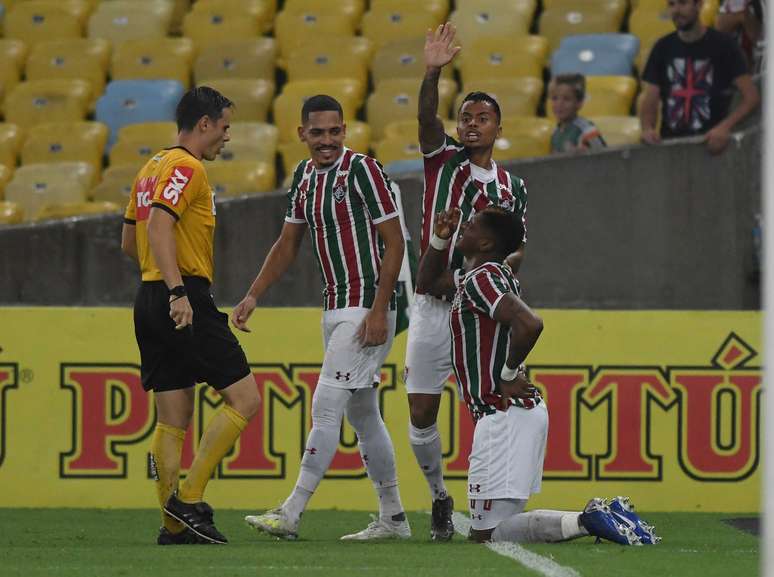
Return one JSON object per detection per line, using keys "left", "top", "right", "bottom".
{"left": 500, "top": 364, "right": 519, "bottom": 382}
{"left": 429, "top": 233, "right": 451, "bottom": 251}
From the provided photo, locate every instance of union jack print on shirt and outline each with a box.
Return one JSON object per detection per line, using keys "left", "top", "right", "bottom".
{"left": 666, "top": 57, "right": 714, "bottom": 133}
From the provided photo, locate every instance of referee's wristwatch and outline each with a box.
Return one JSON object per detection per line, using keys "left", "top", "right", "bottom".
{"left": 169, "top": 285, "right": 187, "bottom": 300}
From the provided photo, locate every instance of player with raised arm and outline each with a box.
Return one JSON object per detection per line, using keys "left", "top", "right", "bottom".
{"left": 232, "top": 95, "right": 410, "bottom": 541}
{"left": 405, "top": 23, "right": 527, "bottom": 541}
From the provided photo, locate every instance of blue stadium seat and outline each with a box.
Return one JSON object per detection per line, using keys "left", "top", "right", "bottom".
{"left": 559, "top": 34, "right": 640, "bottom": 65}
{"left": 96, "top": 80, "right": 185, "bottom": 149}
{"left": 550, "top": 46, "right": 632, "bottom": 76}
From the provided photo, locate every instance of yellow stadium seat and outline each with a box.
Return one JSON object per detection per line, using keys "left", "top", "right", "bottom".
{"left": 21, "top": 121, "right": 108, "bottom": 170}
{"left": 494, "top": 117, "right": 553, "bottom": 160}
{"left": 5, "top": 79, "right": 92, "bottom": 129}
{"left": 191, "top": 0, "right": 274, "bottom": 34}
{"left": 274, "top": 9, "right": 359, "bottom": 61}
{"left": 283, "top": 0, "right": 366, "bottom": 24}
{"left": 285, "top": 44, "right": 369, "bottom": 103}
{"left": 458, "top": 78, "right": 544, "bottom": 118}
{"left": 3, "top": 2, "right": 83, "bottom": 49}
{"left": 0, "top": 61, "right": 20, "bottom": 115}
{"left": 0, "top": 123, "right": 23, "bottom": 169}
{"left": 0, "top": 164, "right": 13, "bottom": 199}
{"left": 361, "top": 5, "right": 443, "bottom": 52}
{"left": 25, "top": 39, "right": 110, "bottom": 98}
{"left": 279, "top": 120, "right": 371, "bottom": 175}
{"left": 539, "top": 1, "right": 626, "bottom": 54}
{"left": 629, "top": 7, "right": 673, "bottom": 53}
{"left": 383, "top": 118, "right": 453, "bottom": 142}
{"left": 207, "top": 161, "right": 276, "bottom": 197}
{"left": 366, "top": 78, "right": 456, "bottom": 141}
{"left": 371, "top": 37, "right": 454, "bottom": 86}
{"left": 374, "top": 136, "right": 422, "bottom": 166}
{"left": 588, "top": 115, "right": 641, "bottom": 147}
{"left": 36, "top": 200, "right": 120, "bottom": 221}
{"left": 193, "top": 38, "right": 277, "bottom": 84}
{"left": 371, "top": 0, "right": 449, "bottom": 20}
{"left": 546, "top": 76, "right": 637, "bottom": 118}
{"left": 90, "top": 163, "right": 139, "bottom": 204}
{"left": 0, "top": 39, "right": 28, "bottom": 76}
{"left": 217, "top": 122, "right": 278, "bottom": 164}
{"left": 0, "top": 201, "right": 24, "bottom": 224}
{"left": 450, "top": 1, "right": 534, "bottom": 44}
{"left": 88, "top": 2, "right": 171, "bottom": 44}
{"left": 111, "top": 38, "right": 194, "bottom": 88}
{"left": 457, "top": 35, "right": 548, "bottom": 85}
{"left": 273, "top": 79, "right": 361, "bottom": 142}
{"left": 4, "top": 161, "right": 96, "bottom": 220}
{"left": 203, "top": 78, "right": 274, "bottom": 123}
{"left": 109, "top": 121, "right": 177, "bottom": 167}
{"left": 183, "top": 9, "right": 262, "bottom": 50}
{"left": 633, "top": 0, "right": 718, "bottom": 24}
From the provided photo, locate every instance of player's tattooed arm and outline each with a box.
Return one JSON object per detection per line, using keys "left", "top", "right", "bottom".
{"left": 416, "top": 208, "right": 460, "bottom": 298}
{"left": 419, "top": 23, "right": 460, "bottom": 153}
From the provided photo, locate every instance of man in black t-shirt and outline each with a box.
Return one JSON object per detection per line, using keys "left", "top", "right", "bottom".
{"left": 640, "top": 0, "right": 759, "bottom": 154}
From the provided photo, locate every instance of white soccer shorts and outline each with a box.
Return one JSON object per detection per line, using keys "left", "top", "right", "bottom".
{"left": 318, "top": 307, "right": 397, "bottom": 390}
{"left": 403, "top": 293, "right": 453, "bottom": 395}
{"left": 467, "top": 402, "right": 549, "bottom": 501}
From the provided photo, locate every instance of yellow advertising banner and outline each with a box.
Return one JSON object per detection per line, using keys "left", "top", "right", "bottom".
{"left": 0, "top": 308, "right": 761, "bottom": 512}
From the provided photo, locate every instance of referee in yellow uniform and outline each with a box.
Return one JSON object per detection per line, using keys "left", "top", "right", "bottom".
{"left": 121, "top": 86, "right": 260, "bottom": 545}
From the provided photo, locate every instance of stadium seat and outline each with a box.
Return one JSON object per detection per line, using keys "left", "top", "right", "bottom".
{"left": 183, "top": 6, "right": 264, "bottom": 50}
{"left": 0, "top": 123, "right": 23, "bottom": 169}
{"left": 374, "top": 136, "right": 422, "bottom": 166}
{"left": 361, "top": 5, "right": 443, "bottom": 52}
{"left": 371, "top": 0, "right": 449, "bottom": 21}
{"left": 0, "top": 164, "right": 12, "bottom": 198}
{"left": 0, "top": 200, "right": 23, "bottom": 224}
{"left": 539, "top": 1, "right": 626, "bottom": 54}
{"left": 279, "top": 119, "right": 371, "bottom": 176}
{"left": 217, "top": 122, "right": 278, "bottom": 164}
{"left": 283, "top": 0, "right": 366, "bottom": 24}
{"left": 588, "top": 115, "right": 641, "bottom": 147}
{"left": 36, "top": 200, "right": 121, "bottom": 221}
{"left": 3, "top": 2, "right": 82, "bottom": 49}
{"left": 193, "top": 38, "right": 276, "bottom": 84}
{"left": 191, "top": 0, "right": 274, "bottom": 35}
{"left": 274, "top": 8, "right": 358, "bottom": 61}
{"left": 21, "top": 121, "right": 108, "bottom": 170}
{"left": 95, "top": 79, "right": 185, "bottom": 149}
{"left": 4, "top": 161, "right": 96, "bottom": 220}
{"left": 0, "top": 59, "right": 20, "bottom": 116}
{"left": 371, "top": 37, "right": 454, "bottom": 87}
{"left": 494, "top": 117, "right": 553, "bottom": 160}
{"left": 202, "top": 78, "right": 274, "bottom": 123}
{"left": 450, "top": 0, "right": 534, "bottom": 44}
{"left": 207, "top": 161, "right": 276, "bottom": 197}
{"left": 26, "top": 39, "right": 110, "bottom": 99}
{"left": 382, "top": 118, "right": 457, "bottom": 141}
{"left": 559, "top": 33, "right": 639, "bottom": 66}
{"left": 457, "top": 35, "right": 548, "bottom": 84}
{"left": 551, "top": 46, "right": 633, "bottom": 76}
{"left": 458, "top": 78, "right": 544, "bottom": 118}
{"left": 546, "top": 76, "right": 637, "bottom": 118}
{"left": 111, "top": 38, "right": 195, "bottom": 88}
{"left": 109, "top": 121, "right": 178, "bottom": 167}
{"left": 285, "top": 45, "right": 369, "bottom": 104}
{"left": 90, "top": 163, "right": 139, "bottom": 204}
{"left": 273, "top": 79, "right": 361, "bottom": 142}
{"left": 629, "top": 6, "right": 673, "bottom": 58}
{"left": 633, "top": 0, "right": 718, "bottom": 26}
{"left": 367, "top": 78, "right": 456, "bottom": 141}
{"left": 88, "top": 1, "right": 172, "bottom": 44}
{"left": 0, "top": 38, "right": 28, "bottom": 79}
{"left": 5, "top": 79, "right": 92, "bottom": 129}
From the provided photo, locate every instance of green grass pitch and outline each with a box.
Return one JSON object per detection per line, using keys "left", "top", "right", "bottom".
{"left": 0, "top": 509, "right": 759, "bottom": 577}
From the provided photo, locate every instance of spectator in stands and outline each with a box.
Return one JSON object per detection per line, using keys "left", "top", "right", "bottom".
{"left": 716, "top": 0, "right": 765, "bottom": 71}
{"left": 640, "top": 0, "right": 760, "bottom": 155}
{"left": 548, "top": 73, "right": 607, "bottom": 153}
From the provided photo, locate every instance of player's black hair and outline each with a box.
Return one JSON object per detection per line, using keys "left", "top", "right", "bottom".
{"left": 459, "top": 91, "right": 502, "bottom": 123}
{"left": 478, "top": 207, "right": 524, "bottom": 258}
{"left": 301, "top": 94, "right": 343, "bottom": 123}
{"left": 176, "top": 86, "right": 234, "bottom": 132}
{"left": 552, "top": 73, "right": 586, "bottom": 102}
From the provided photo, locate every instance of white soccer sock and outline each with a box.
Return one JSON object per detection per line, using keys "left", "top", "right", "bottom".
{"left": 282, "top": 485, "right": 312, "bottom": 522}
{"left": 561, "top": 512, "right": 588, "bottom": 539}
{"left": 409, "top": 423, "right": 448, "bottom": 500}
{"left": 492, "top": 510, "right": 588, "bottom": 543}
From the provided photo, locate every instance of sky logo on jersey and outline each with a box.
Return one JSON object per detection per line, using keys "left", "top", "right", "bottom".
{"left": 162, "top": 166, "right": 194, "bottom": 206}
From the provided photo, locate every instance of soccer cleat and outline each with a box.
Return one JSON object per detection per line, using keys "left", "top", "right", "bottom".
{"left": 609, "top": 496, "right": 661, "bottom": 545}
{"left": 340, "top": 514, "right": 412, "bottom": 541}
{"left": 245, "top": 507, "right": 299, "bottom": 540}
{"left": 579, "top": 498, "right": 640, "bottom": 546}
{"left": 156, "top": 526, "right": 209, "bottom": 545}
{"left": 163, "top": 493, "right": 228, "bottom": 544}
{"left": 430, "top": 495, "right": 455, "bottom": 541}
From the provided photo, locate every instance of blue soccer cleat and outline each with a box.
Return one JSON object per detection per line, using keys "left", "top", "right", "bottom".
{"left": 579, "top": 498, "right": 641, "bottom": 545}
{"left": 609, "top": 496, "right": 661, "bottom": 545}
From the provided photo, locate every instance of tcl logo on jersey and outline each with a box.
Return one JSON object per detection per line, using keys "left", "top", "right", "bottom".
{"left": 162, "top": 166, "right": 194, "bottom": 206}
{"left": 135, "top": 176, "right": 158, "bottom": 221}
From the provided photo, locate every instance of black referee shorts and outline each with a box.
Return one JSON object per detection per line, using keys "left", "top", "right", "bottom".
{"left": 133, "top": 276, "right": 250, "bottom": 392}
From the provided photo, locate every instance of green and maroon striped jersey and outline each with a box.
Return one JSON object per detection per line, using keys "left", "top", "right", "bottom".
{"left": 285, "top": 148, "right": 399, "bottom": 310}
{"left": 421, "top": 135, "right": 528, "bottom": 272}
{"left": 449, "top": 262, "right": 542, "bottom": 419}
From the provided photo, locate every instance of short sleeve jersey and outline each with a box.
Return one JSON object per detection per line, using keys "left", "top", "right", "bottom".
{"left": 550, "top": 116, "right": 607, "bottom": 153}
{"left": 124, "top": 147, "right": 216, "bottom": 282}
{"left": 642, "top": 28, "right": 748, "bottom": 138}
{"left": 285, "top": 148, "right": 399, "bottom": 311}
{"left": 449, "top": 262, "right": 541, "bottom": 418}
{"left": 422, "top": 135, "right": 528, "bottom": 273}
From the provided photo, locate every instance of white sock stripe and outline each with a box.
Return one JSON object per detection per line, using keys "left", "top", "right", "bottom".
{"left": 451, "top": 512, "right": 582, "bottom": 577}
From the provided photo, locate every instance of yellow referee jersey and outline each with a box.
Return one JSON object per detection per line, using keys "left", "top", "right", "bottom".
{"left": 124, "top": 147, "right": 216, "bottom": 283}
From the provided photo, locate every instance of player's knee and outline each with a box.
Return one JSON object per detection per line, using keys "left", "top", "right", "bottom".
{"left": 409, "top": 404, "right": 437, "bottom": 429}
{"left": 468, "top": 528, "right": 494, "bottom": 543}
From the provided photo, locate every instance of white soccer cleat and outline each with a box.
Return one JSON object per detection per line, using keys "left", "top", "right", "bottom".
{"left": 245, "top": 507, "right": 299, "bottom": 540}
{"left": 340, "top": 514, "right": 412, "bottom": 541}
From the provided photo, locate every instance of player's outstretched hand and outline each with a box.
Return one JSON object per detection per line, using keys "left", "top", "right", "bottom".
{"left": 357, "top": 309, "right": 388, "bottom": 347}
{"left": 424, "top": 22, "right": 461, "bottom": 70}
{"left": 231, "top": 295, "right": 257, "bottom": 333}
{"left": 434, "top": 207, "right": 461, "bottom": 240}
{"left": 169, "top": 295, "right": 193, "bottom": 330}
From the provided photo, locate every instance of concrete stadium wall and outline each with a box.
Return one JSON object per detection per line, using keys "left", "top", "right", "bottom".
{"left": 0, "top": 129, "right": 761, "bottom": 309}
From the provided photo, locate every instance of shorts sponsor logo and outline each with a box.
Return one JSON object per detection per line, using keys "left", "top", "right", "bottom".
{"left": 162, "top": 166, "right": 194, "bottom": 206}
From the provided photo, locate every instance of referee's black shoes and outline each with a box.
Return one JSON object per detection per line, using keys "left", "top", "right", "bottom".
{"left": 431, "top": 494, "right": 455, "bottom": 541}
{"left": 164, "top": 493, "right": 228, "bottom": 544}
